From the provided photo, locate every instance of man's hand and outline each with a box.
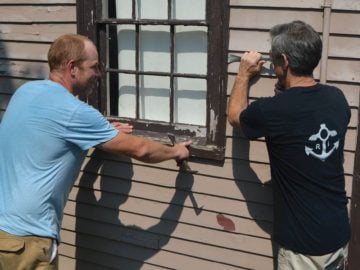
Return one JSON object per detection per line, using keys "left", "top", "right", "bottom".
{"left": 238, "top": 51, "right": 265, "bottom": 79}
{"left": 111, "top": 122, "right": 133, "bottom": 134}
{"left": 173, "top": 141, "right": 192, "bottom": 163}
{"left": 228, "top": 51, "right": 265, "bottom": 128}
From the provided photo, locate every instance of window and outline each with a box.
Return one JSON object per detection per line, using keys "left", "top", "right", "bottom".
{"left": 77, "top": 0, "right": 229, "bottom": 160}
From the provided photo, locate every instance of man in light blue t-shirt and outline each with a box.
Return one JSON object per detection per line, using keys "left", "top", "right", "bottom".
{"left": 0, "top": 34, "right": 191, "bottom": 270}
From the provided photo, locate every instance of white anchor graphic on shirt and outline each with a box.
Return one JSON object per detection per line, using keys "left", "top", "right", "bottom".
{"left": 304, "top": 123, "right": 339, "bottom": 161}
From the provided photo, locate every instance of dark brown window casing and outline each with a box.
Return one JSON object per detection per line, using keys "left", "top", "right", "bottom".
{"left": 77, "top": 0, "right": 230, "bottom": 160}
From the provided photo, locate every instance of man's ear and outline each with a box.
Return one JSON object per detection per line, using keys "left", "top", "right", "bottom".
{"left": 68, "top": 60, "right": 77, "bottom": 77}
{"left": 281, "top": 53, "right": 289, "bottom": 70}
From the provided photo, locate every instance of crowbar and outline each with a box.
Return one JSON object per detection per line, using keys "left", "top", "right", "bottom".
{"left": 228, "top": 53, "right": 271, "bottom": 64}
{"left": 228, "top": 54, "right": 272, "bottom": 73}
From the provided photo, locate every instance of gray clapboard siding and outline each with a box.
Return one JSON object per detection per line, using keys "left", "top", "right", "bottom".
{"left": 0, "top": 24, "right": 76, "bottom": 42}
{"left": 0, "top": 0, "right": 75, "bottom": 3}
{"left": 0, "top": 41, "right": 49, "bottom": 60}
{"left": 0, "top": 60, "right": 48, "bottom": 79}
{"left": 0, "top": 94, "right": 11, "bottom": 111}
{"left": 0, "top": 2, "right": 76, "bottom": 85}
{"left": 230, "top": 9, "right": 323, "bottom": 32}
{"left": 75, "top": 169, "right": 274, "bottom": 210}
{"left": 70, "top": 187, "right": 273, "bottom": 239}
{"left": 329, "top": 36, "right": 360, "bottom": 58}
{"left": 63, "top": 207, "right": 273, "bottom": 261}
{"left": 0, "top": 6, "right": 75, "bottom": 23}
{"left": 0, "top": 77, "right": 32, "bottom": 94}
{"left": 60, "top": 235, "right": 253, "bottom": 270}
{"left": 331, "top": 12, "right": 360, "bottom": 34}
{"left": 77, "top": 159, "right": 274, "bottom": 221}
{"left": 62, "top": 208, "right": 273, "bottom": 269}
{"left": 327, "top": 58, "right": 360, "bottom": 83}
{"left": 230, "top": 0, "right": 360, "bottom": 11}
{"left": 230, "top": 0, "right": 324, "bottom": 9}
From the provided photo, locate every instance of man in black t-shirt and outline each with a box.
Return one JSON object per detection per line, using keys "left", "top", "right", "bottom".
{"left": 228, "top": 21, "right": 350, "bottom": 270}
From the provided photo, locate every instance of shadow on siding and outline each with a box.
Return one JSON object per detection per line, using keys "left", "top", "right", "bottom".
{"left": 232, "top": 130, "right": 277, "bottom": 269}
{"left": 0, "top": 33, "right": 12, "bottom": 121}
{"left": 75, "top": 149, "right": 193, "bottom": 269}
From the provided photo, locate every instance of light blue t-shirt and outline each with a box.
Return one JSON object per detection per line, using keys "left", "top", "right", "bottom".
{"left": 0, "top": 80, "right": 118, "bottom": 241}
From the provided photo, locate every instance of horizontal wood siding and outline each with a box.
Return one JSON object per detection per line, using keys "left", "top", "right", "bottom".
{"left": 0, "top": 1, "right": 76, "bottom": 121}
{"left": 0, "top": 1, "right": 359, "bottom": 269}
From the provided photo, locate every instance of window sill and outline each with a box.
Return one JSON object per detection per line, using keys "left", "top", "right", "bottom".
{"left": 108, "top": 118, "right": 225, "bottom": 160}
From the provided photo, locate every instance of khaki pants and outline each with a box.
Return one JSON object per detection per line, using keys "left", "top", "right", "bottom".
{"left": 0, "top": 230, "right": 58, "bottom": 270}
{"left": 277, "top": 244, "right": 348, "bottom": 270}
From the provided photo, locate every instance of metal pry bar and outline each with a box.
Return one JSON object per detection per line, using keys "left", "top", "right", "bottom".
{"left": 228, "top": 53, "right": 271, "bottom": 64}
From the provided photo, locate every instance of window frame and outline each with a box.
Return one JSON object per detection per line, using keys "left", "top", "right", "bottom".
{"left": 77, "top": 0, "right": 230, "bottom": 160}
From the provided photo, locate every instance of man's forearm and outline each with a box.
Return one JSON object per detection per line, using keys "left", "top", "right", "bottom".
{"left": 227, "top": 51, "right": 264, "bottom": 128}
{"left": 98, "top": 133, "right": 190, "bottom": 164}
{"left": 227, "top": 74, "right": 250, "bottom": 127}
{"left": 131, "top": 138, "right": 182, "bottom": 163}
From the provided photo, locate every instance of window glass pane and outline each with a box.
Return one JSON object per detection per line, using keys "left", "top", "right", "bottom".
{"left": 137, "top": 0, "right": 167, "bottom": 19}
{"left": 175, "top": 26, "right": 207, "bottom": 75}
{"left": 115, "top": 0, "right": 133, "bottom": 19}
{"left": 174, "top": 78, "right": 206, "bottom": 125}
{"left": 118, "top": 73, "right": 136, "bottom": 118}
{"left": 140, "top": 25, "right": 170, "bottom": 73}
{"left": 117, "top": 25, "right": 136, "bottom": 70}
{"left": 172, "top": 0, "right": 206, "bottom": 20}
{"left": 139, "top": 75, "right": 170, "bottom": 122}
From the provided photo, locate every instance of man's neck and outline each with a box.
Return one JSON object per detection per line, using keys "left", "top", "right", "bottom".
{"left": 49, "top": 71, "right": 75, "bottom": 95}
{"left": 285, "top": 70, "right": 317, "bottom": 89}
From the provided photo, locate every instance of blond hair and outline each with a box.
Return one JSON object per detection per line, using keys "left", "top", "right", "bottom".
{"left": 48, "top": 34, "right": 90, "bottom": 71}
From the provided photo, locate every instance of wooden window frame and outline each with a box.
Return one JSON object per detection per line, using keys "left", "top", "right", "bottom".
{"left": 77, "top": 0, "right": 230, "bottom": 160}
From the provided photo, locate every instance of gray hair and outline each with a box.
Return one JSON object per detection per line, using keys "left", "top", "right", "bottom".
{"left": 269, "top": 20, "right": 322, "bottom": 76}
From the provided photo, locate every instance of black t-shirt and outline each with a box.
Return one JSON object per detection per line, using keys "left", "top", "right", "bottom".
{"left": 240, "top": 84, "right": 351, "bottom": 255}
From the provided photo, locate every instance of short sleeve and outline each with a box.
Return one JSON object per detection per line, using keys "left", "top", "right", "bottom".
{"left": 65, "top": 103, "right": 118, "bottom": 150}
{"left": 240, "top": 99, "right": 268, "bottom": 139}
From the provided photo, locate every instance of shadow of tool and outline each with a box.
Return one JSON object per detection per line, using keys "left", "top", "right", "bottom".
{"left": 175, "top": 169, "right": 202, "bottom": 216}
{"left": 167, "top": 133, "right": 203, "bottom": 216}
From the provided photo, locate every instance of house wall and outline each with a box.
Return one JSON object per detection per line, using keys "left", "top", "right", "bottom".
{"left": 0, "top": 0, "right": 76, "bottom": 119}
{"left": 0, "top": 0, "right": 359, "bottom": 269}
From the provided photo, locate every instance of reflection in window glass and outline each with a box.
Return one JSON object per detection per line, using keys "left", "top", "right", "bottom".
{"left": 137, "top": 0, "right": 167, "bottom": 19}
{"left": 140, "top": 25, "right": 171, "bottom": 72}
{"left": 174, "top": 78, "right": 206, "bottom": 125}
{"left": 175, "top": 26, "right": 207, "bottom": 75}
{"left": 139, "top": 75, "right": 170, "bottom": 122}
{"left": 117, "top": 25, "right": 136, "bottom": 70}
{"left": 172, "top": 0, "right": 206, "bottom": 20}
{"left": 118, "top": 74, "right": 136, "bottom": 118}
{"left": 115, "top": 0, "right": 132, "bottom": 19}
